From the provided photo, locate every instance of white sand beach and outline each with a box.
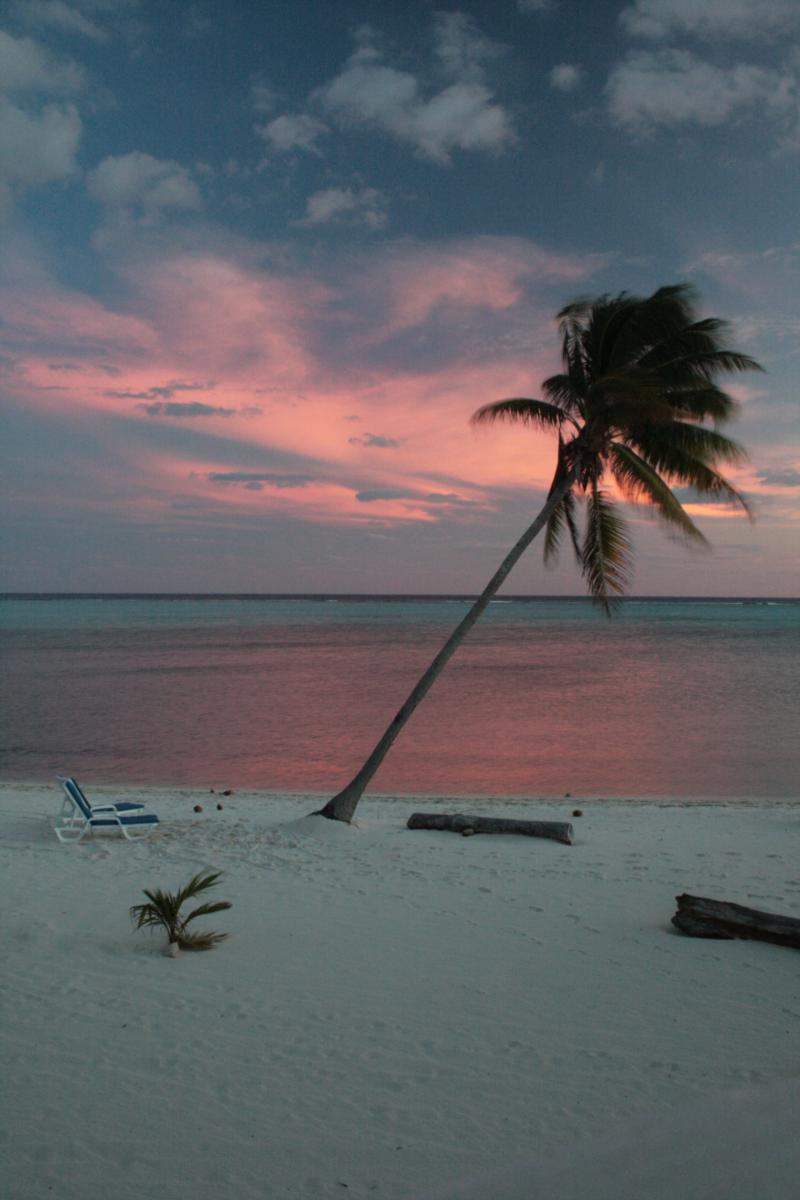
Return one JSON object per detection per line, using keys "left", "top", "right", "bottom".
{"left": 1, "top": 782, "right": 798, "bottom": 1200}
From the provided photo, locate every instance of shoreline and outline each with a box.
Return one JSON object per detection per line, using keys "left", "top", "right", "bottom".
{"left": 2, "top": 783, "right": 798, "bottom": 1199}
{"left": 4, "top": 777, "right": 798, "bottom": 809}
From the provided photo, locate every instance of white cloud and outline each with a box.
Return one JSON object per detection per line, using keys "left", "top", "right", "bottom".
{"left": 434, "top": 11, "right": 503, "bottom": 81}
{"left": 549, "top": 63, "right": 582, "bottom": 92}
{"left": 0, "top": 31, "right": 84, "bottom": 217}
{"left": 87, "top": 151, "right": 202, "bottom": 235}
{"left": 0, "top": 28, "right": 84, "bottom": 92}
{"left": 11, "top": 0, "right": 109, "bottom": 41}
{"left": 258, "top": 113, "right": 329, "bottom": 154}
{"left": 408, "top": 81, "right": 513, "bottom": 160}
{"left": 620, "top": 0, "right": 800, "bottom": 42}
{"left": 0, "top": 99, "right": 81, "bottom": 211}
{"left": 250, "top": 80, "right": 277, "bottom": 114}
{"left": 319, "top": 46, "right": 416, "bottom": 125}
{"left": 316, "top": 33, "right": 514, "bottom": 164}
{"left": 298, "top": 186, "right": 387, "bottom": 229}
{"left": 607, "top": 49, "right": 796, "bottom": 131}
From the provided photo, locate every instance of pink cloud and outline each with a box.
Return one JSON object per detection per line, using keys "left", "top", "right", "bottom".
{"left": 1, "top": 275, "right": 155, "bottom": 365}
{"left": 2, "top": 237, "right": 605, "bottom": 528}
{"left": 345, "top": 236, "right": 598, "bottom": 343}
{"left": 118, "top": 253, "right": 329, "bottom": 380}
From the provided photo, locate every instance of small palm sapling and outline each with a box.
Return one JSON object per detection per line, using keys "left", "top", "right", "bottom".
{"left": 131, "top": 869, "right": 231, "bottom": 954}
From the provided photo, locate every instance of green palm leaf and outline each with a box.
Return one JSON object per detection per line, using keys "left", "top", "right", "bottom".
{"left": 175, "top": 869, "right": 226, "bottom": 902}
{"left": 588, "top": 380, "right": 678, "bottom": 426}
{"left": 130, "top": 870, "right": 231, "bottom": 951}
{"left": 626, "top": 427, "right": 751, "bottom": 514}
{"left": 640, "top": 319, "right": 763, "bottom": 381}
{"left": 541, "top": 373, "right": 585, "bottom": 418}
{"left": 562, "top": 490, "right": 582, "bottom": 561}
{"left": 474, "top": 286, "right": 755, "bottom": 600}
{"left": 471, "top": 397, "right": 566, "bottom": 430}
{"left": 609, "top": 443, "right": 707, "bottom": 543}
{"left": 645, "top": 420, "right": 747, "bottom": 465}
{"left": 544, "top": 439, "right": 582, "bottom": 564}
{"left": 175, "top": 930, "right": 229, "bottom": 950}
{"left": 183, "top": 900, "right": 233, "bottom": 926}
{"left": 581, "top": 485, "right": 633, "bottom": 610}
{"left": 544, "top": 490, "right": 582, "bottom": 565}
{"left": 664, "top": 384, "right": 741, "bottom": 423}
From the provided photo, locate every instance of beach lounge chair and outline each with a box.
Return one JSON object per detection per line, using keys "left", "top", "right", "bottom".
{"left": 54, "top": 775, "right": 159, "bottom": 842}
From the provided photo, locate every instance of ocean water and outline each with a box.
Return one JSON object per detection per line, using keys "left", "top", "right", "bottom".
{"left": 1, "top": 594, "right": 798, "bottom": 800}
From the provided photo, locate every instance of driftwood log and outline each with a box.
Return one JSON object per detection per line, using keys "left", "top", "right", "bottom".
{"left": 407, "top": 812, "right": 573, "bottom": 845}
{"left": 672, "top": 893, "right": 800, "bottom": 949}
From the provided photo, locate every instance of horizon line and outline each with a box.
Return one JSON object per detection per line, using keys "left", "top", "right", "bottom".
{"left": 2, "top": 592, "right": 798, "bottom": 603}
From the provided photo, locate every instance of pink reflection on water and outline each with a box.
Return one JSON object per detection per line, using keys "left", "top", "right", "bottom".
{"left": 7, "top": 614, "right": 794, "bottom": 799}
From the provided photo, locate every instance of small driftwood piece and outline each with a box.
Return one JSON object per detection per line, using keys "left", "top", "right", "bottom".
{"left": 672, "top": 893, "right": 800, "bottom": 949}
{"left": 407, "top": 812, "right": 573, "bottom": 845}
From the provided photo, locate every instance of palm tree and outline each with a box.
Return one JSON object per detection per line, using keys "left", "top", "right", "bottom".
{"left": 130, "top": 869, "right": 232, "bottom": 952}
{"left": 315, "top": 284, "right": 761, "bottom": 824}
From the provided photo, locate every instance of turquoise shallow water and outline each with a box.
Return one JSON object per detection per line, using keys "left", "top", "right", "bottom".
{"left": 1, "top": 595, "right": 798, "bottom": 798}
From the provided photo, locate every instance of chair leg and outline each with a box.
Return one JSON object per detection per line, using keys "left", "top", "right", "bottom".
{"left": 119, "top": 823, "right": 156, "bottom": 840}
{"left": 54, "top": 822, "right": 89, "bottom": 843}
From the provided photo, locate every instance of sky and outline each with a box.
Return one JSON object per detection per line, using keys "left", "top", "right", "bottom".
{"left": 1, "top": 0, "right": 798, "bottom": 596}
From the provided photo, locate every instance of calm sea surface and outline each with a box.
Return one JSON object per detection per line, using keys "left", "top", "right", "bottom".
{"left": 1, "top": 595, "right": 798, "bottom": 799}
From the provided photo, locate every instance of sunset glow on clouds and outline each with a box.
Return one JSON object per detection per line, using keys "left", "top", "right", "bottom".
{"left": 4, "top": 235, "right": 596, "bottom": 529}
{"left": 1, "top": 1, "right": 798, "bottom": 594}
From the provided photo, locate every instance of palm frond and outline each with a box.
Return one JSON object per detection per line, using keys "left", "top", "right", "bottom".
{"left": 581, "top": 486, "right": 633, "bottom": 611}
{"left": 130, "top": 870, "right": 231, "bottom": 951}
{"left": 556, "top": 299, "right": 593, "bottom": 389}
{"left": 561, "top": 489, "right": 582, "bottom": 562}
{"left": 540, "top": 373, "right": 583, "bottom": 417}
{"left": 131, "top": 888, "right": 181, "bottom": 930}
{"left": 588, "top": 377, "right": 678, "bottom": 426}
{"left": 625, "top": 424, "right": 751, "bottom": 515}
{"left": 597, "top": 285, "right": 694, "bottom": 375}
{"left": 639, "top": 420, "right": 748, "bottom": 466}
{"left": 544, "top": 440, "right": 582, "bottom": 564}
{"left": 544, "top": 437, "right": 569, "bottom": 563}
{"left": 470, "top": 397, "right": 566, "bottom": 430}
{"left": 609, "top": 443, "right": 707, "bottom": 544}
{"left": 175, "top": 930, "right": 229, "bottom": 952}
{"left": 639, "top": 319, "right": 764, "bottom": 381}
{"left": 183, "top": 900, "right": 233, "bottom": 926}
{"left": 173, "top": 870, "right": 225, "bottom": 907}
{"left": 664, "top": 384, "right": 740, "bottom": 423}
{"left": 543, "top": 502, "right": 564, "bottom": 564}
{"left": 130, "top": 903, "right": 170, "bottom": 931}
{"left": 476, "top": 283, "right": 758, "bottom": 615}
{"left": 656, "top": 346, "right": 763, "bottom": 381}
{"left": 556, "top": 295, "right": 594, "bottom": 324}
{"left": 661, "top": 455, "right": 751, "bottom": 514}
{"left": 591, "top": 294, "right": 641, "bottom": 376}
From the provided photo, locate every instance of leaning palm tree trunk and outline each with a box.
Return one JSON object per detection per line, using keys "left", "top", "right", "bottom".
{"left": 314, "top": 472, "right": 576, "bottom": 823}
{"left": 315, "top": 283, "right": 759, "bottom": 823}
